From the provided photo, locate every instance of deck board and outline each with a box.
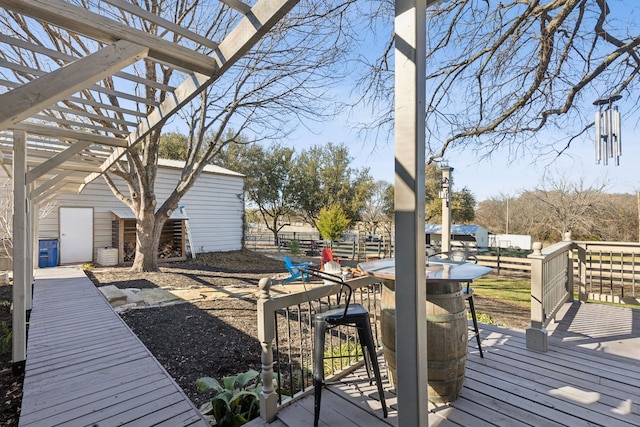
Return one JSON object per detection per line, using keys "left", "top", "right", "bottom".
{"left": 19, "top": 267, "right": 208, "bottom": 427}
{"left": 247, "top": 301, "right": 640, "bottom": 427}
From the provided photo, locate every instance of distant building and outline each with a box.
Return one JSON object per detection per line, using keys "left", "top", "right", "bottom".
{"left": 425, "top": 224, "right": 490, "bottom": 252}
{"left": 489, "top": 234, "right": 533, "bottom": 250}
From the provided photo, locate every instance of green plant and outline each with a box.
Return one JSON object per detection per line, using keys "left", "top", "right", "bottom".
{"left": 0, "top": 321, "right": 11, "bottom": 354}
{"left": 324, "top": 340, "right": 364, "bottom": 373}
{"left": 195, "top": 369, "right": 262, "bottom": 426}
{"left": 317, "top": 204, "right": 350, "bottom": 242}
{"left": 467, "top": 310, "right": 502, "bottom": 326}
{"left": 82, "top": 263, "right": 94, "bottom": 271}
{"left": 288, "top": 239, "right": 300, "bottom": 255}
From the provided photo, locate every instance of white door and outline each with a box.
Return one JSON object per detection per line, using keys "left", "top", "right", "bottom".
{"left": 59, "top": 207, "right": 93, "bottom": 264}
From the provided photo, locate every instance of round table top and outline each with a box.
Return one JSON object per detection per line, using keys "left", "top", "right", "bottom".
{"left": 358, "top": 257, "right": 492, "bottom": 282}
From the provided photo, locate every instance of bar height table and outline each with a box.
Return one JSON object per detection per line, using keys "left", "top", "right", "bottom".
{"left": 358, "top": 257, "right": 492, "bottom": 402}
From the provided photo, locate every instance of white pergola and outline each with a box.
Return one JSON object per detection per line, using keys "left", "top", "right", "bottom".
{"left": 0, "top": 0, "right": 429, "bottom": 424}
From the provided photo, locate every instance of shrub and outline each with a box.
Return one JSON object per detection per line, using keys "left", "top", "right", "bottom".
{"left": 317, "top": 205, "right": 350, "bottom": 242}
{"left": 288, "top": 239, "right": 300, "bottom": 255}
{"left": 196, "top": 369, "right": 262, "bottom": 426}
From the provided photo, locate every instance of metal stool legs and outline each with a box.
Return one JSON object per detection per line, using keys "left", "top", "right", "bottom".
{"left": 313, "top": 308, "right": 388, "bottom": 427}
{"left": 465, "top": 286, "right": 484, "bottom": 358}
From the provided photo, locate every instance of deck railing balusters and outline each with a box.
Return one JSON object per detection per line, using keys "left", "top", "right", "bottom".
{"left": 257, "top": 276, "right": 383, "bottom": 422}
{"left": 575, "top": 241, "right": 640, "bottom": 303}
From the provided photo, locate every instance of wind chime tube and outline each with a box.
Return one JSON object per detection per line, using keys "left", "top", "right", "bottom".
{"left": 610, "top": 108, "right": 616, "bottom": 158}
{"left": 614, "top": 107, "right": 622, "bottom": 157}
{"left": 602, "top": 109, "right": 609, "bottom": 165}
{"left": 595, "top": 111, "right": 601, "bottom": 164}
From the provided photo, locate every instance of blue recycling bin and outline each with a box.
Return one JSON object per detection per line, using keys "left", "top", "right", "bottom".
{"left": 38, "top": 239, "right": 58, "bottom": 268}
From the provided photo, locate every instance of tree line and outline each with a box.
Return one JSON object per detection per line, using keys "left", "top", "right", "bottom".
{"left": 475, "top": 176, "right": 639, "bottom": 243}
{"left": 215, "top": 139, "right": 640, "bottom": 246}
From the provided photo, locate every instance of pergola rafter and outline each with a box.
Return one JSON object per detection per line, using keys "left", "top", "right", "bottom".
{"left": 0, "top": 0, "right": 299, "bottom": 373}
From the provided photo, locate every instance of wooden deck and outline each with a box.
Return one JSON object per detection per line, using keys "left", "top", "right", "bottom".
{"left": 19, "top": 266, "right": 208, "bottom": 427}
{"left": 248, "top": 301, "right": 640, "bottom": 427}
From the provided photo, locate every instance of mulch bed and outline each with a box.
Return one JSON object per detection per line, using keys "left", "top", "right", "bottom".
{"left": 0, "top": 249, "right": 532, "bottom": 425}
{"left": 0, "top": 282, "right": 22, "bottom": 427}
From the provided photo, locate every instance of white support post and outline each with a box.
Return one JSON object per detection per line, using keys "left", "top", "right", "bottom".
{"left": 576, "top": 244, "right": 588, "bottom": 302}
{"left": 394, "top": 0, "right": 428, "bottom": 424}
{"left": 12, "top": 130, "right": 28, "bottom": 372}
{"left": 440, "top": 165, "right": 452, "bottom": 252}
{"left": 25, "top": 194, "right": 33, "bottom": 310}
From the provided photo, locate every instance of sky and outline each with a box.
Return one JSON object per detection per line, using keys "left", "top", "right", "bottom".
{"left": 282, "top": 1, "right": 640, "bottom": 203}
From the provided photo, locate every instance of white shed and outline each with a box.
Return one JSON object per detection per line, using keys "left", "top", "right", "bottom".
{"left": 36, "top": 159, "right": 245, "bottom": 265}
{"left": 489, "top": 233, "right": 533, "bottom": 250}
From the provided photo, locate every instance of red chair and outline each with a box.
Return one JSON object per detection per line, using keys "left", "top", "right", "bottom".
{"left": 321, "top": 247, "right": 340, "bottom": 266}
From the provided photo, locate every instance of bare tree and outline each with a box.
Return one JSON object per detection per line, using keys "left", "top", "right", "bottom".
{"left": 360, "top": 180, "right": 393, "bottom": 236}
{"left": 0, "top": 178, "right": 57, "bottom": 261}
{"left": 358, "top": 0, "right": 640, "bottom": 163}
{"left": 2, "top": 0, "right": 360, "bottom": 271}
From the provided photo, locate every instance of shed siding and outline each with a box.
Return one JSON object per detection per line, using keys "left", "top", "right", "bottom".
{"left": 35, "top": 165, "right": 243, "bottom": 261}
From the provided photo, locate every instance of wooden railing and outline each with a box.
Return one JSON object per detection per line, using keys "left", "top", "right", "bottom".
{"left": 526, "top": 241, "right": 574, "bottom": 351}
{"left": 476, "top": 254, "right": 531, "bottom": 275}
{"left": 574, "top": 241, "right": 640, "bottom": 304}
{"left": 256, "top": 275, "right": 383, "bottom": 422}
{"left": 329, "top": 240, "right": 393, "bottom": 260}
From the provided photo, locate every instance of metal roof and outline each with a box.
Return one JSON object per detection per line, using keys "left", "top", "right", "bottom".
{"left": 111, "top": 208, "right": 188, "bottom": 220}
{"left": 425, "top": 224, "right": 486, "bottom": 235}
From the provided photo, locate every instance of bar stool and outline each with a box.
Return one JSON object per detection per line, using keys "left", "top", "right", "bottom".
{"left": 429, "top": 251, "right": 484, "bottom": 358}
{"left": 304, "top": 268, "right": 388, "bottom": 427}
{"left": 463, "top": 281, "right": 484, "bottom": 358}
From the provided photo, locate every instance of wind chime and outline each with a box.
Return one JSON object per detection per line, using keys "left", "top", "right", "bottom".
{"left": 594, "top": 94, "right": 622, "bottom": 165}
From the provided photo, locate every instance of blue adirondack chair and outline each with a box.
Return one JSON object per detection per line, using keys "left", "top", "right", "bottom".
{"left": 283, "top": 257, "right": 309, "bottom": 283}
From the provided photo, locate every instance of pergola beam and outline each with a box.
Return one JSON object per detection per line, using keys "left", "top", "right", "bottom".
{"left": 0, "top": 40, "right": 148, "bottom": 131}
{"left": 0, "top": 0, "right": 216, "bottom": 75}
{"left": 83, "top": 0, "right": 300, "bottom": 187}
{"left": 26, "top": 140, "right": 93, "bottom": 183}
{"left": 11, "top": 123, "right": 129, "bottom": 148}
{"left": 31, "top": 170, "right": 75, "bottom": 198}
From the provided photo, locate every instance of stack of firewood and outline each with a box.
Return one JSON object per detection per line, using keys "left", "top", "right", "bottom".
{"left": 158, "top": 242, "right": 182, "bottom": 259}
{"left": 123, "top": 241, "right": 136, "bottom": 262}
{"left": 122, "top": 241, "right": 182, "bottom": 261}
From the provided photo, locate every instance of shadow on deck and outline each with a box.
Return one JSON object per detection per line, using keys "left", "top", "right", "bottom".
{"left": 248, "top": 301, "right": 640, "bottom": 427}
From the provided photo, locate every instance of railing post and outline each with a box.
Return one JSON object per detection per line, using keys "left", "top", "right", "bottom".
{"left": 526, "top": 242, "right": 548, "bottom": 351}
{"left": 576, "top": 243, "right": 588, "bottom": 302}
{"left": 257, "top": 278, "right": 278, "bottom": 422}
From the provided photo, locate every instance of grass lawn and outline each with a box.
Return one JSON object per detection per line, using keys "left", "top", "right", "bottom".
{"left": 472, "top": 274, "right": 531, "bottom": 308}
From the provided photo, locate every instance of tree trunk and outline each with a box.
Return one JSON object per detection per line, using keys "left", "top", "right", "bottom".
{"left": 131, "top": 210, "right": 165, "bottom": 272}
